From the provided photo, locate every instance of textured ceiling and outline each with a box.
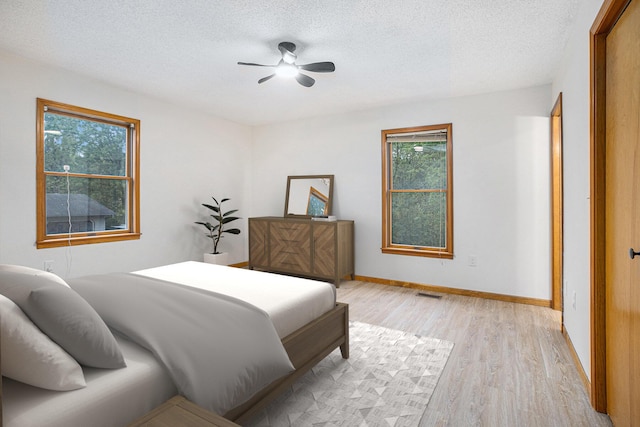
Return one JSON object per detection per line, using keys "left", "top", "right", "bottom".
{"left": 0, "top": 0, "right": 579, "bottom": 126}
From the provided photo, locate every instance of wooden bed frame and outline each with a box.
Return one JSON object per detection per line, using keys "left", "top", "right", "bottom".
{"left": 0, "top": 302, "right": 349, "bottom": 427}
{"left": 224, "top": 302, "right": 349, "bottom": 424}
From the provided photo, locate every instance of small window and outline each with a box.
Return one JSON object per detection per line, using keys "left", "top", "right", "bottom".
{"left": 36, "top": 98, "right": 140, "bottom": 248}
{"left": 381, "top": 123, "right": 453, "bottom": 258}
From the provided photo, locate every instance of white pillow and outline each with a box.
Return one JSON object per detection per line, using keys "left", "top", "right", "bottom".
{"left": 0, "top": 264, "right": 70, "bottom": 303}
{"left": 0, "top": 294, "right": 86, "bottom": 391}
{"left": 0, "top": 264, "right": 125, "bottom": 369}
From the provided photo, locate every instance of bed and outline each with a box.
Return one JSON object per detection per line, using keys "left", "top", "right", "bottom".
{"left": 0, "top": 262, "right": 349, "bottom": 426}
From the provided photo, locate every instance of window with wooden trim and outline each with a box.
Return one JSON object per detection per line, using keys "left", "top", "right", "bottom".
{"left": 36, "top": 98, "right": 140, "bottom": 248}
{"left": 381, "top": 123, "right": 453, "bottom": 258}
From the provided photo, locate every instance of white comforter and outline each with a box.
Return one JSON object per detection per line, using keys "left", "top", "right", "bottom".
{"left": 133, "top": 261, "right": 337, "bottom": 338}
{"left": 68, "top": 272, "right": 294, "bottom": 415}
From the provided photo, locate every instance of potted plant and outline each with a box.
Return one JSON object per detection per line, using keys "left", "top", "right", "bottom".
{"left": 195, "top": 197, "right": 241, "bottom": 265}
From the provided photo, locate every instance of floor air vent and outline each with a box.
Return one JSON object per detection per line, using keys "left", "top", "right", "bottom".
{"left": 417, "top": 292, "right": 442, "bottom": 299}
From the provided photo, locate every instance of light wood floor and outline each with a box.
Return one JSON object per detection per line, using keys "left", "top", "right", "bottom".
{"left": 336, "top": 281, "right": 613, "bottom": 426}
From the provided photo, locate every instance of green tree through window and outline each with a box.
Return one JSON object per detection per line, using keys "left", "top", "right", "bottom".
{"left": 36, "top": 99, "right": 140, "bottom": 248}
{"left": 381, "top": 124, "right": 453, "bottom": 258}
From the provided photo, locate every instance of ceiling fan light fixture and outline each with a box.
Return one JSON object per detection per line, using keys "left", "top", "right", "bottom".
{"left": 238, "top": 41, "right": 334, "bottom": 87}
{"left": 275, "top": 63, "right": 299, "bottom": 78}
{"left": 282, "top": 51, "right": 297, "bottom": 64}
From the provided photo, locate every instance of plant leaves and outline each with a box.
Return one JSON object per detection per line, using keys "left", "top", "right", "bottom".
{"left": 196, "top": 197, "right": 241, "bottom": 251}
{"left": 194, "top": 221, "right": 214, "bottom": 231}
{"left": 221, "top": 216, "right": 240, "bottom": 224}
{"left": 202, "top": 203, "right": 220, "bottom": 213}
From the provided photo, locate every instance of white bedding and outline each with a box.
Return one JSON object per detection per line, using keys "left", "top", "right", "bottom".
{"left": 133, "top": 261, "right": 337, "bottom": 338}
{"left": 69, "top": 270, "right": 295, "bottom": 415}
{"left": 1, "top": 334, "right": 176, "bottom": 427}
{"left": 1, "top": 262, "right": 336, "bottom": 426}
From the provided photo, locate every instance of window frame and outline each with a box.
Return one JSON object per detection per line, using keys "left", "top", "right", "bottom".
{"left": 381, "top": 123, "right": 454, "bottom": 259}
{"left": 36, "top": 98, "right": 141, "bottom": 248}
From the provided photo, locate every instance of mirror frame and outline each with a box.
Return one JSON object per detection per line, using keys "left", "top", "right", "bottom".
{"left": 284, "top": 175, "right": 334, "bottom": 217}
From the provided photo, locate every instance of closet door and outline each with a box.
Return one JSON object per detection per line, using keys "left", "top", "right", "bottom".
{"left": 604, "top": 1, "right": 640, "bottom": 423}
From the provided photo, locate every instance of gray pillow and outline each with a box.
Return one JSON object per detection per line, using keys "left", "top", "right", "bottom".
{"left": 24, "top": 286, "right": 126, "bottom": 369}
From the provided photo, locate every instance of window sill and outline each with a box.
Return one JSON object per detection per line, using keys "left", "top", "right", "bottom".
{"left": 381, "top": 246, "right": 453, "bottom": 259}
{"left": 36, "top": 232, "right": 141, "bottom": 249}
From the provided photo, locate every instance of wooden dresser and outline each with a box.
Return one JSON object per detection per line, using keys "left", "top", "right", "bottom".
{"left": 249, "top": 217, "right": 354, "bottom": 286}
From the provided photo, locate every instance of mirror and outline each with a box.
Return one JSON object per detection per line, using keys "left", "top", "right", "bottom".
{"left": 284, "top": 175, "right": 334, "bottom": 217}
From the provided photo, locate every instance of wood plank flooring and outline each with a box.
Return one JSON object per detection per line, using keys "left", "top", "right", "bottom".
{"left": 336, "top": 281, "right": 612, "bottom": 426}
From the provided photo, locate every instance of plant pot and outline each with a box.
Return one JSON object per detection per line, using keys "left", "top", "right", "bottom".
{"left": 203, "top": 252, "right": 229, "bottom": 265}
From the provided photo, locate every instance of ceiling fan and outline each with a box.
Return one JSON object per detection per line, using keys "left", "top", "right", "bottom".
{"left": 238, "top": 41, "right": 335, "bottom": 87}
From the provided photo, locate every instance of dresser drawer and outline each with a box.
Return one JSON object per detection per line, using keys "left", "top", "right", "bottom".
{"left": 270, "top": 222, "right": 311, "bottom": 271}
{"left": 248, "top": 217, "right": 354, "bottom": 286}
{"left": 248, "top": 218, "right": 269, "bottom": 269}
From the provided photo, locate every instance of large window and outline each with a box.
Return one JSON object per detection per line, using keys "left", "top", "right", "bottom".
{"left": 381, "top": 123, "right": 453, "bottom": 258}
{"left": 36, "top": 98, "right": 140, "bottom": 248}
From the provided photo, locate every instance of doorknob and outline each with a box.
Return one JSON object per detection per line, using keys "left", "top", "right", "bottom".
{"left": 629, "top": 248, "right": 640, "bottom": 259}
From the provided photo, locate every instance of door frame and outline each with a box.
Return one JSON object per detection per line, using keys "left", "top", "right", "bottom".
{"left": 551, "top": 93, "right": 564, "bottom": 313}
{"left": 589, "top": 0, "right": 632, "bottom": 412}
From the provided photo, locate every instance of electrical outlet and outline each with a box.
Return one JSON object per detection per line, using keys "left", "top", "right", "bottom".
{"left": 44, "top": 260, "right": 54, "bottom": 272}
{"left": 468, "top": 255, "right": 478, "bottom": 267}
{"left": 572, "top": 291, "right": 577, "bottom": 310}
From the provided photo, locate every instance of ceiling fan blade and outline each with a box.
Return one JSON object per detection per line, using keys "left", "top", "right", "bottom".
{"left": 258, "top": 74, "right": 276, "bottom": 84}
{"left": 295, "top": 73, "right": 315, "bottom": 87}
{"left": 238, "top": 62, "right": 275, "bottom": 67}
{"left": 298, "top": 62, "right": 335, "bottom": 73}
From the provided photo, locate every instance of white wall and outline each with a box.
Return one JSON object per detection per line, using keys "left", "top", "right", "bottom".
{"left": 552, "top": 0, "right": 605, "bottom": 380}
{"left": 0, "top": 2, "right": 603, "bottom": 382}
{"left": 0, "top": 50, "right": 252, "bottom": 278}
{"left": 0, "top": 48, "right": 557, "bottom": 304}
{"left": 250, "top": 85, "right": 552, "bottom": 300}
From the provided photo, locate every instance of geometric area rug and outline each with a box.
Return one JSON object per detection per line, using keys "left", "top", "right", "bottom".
{"left": 245, "top": 321, "right": 455, "bottom": 427}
